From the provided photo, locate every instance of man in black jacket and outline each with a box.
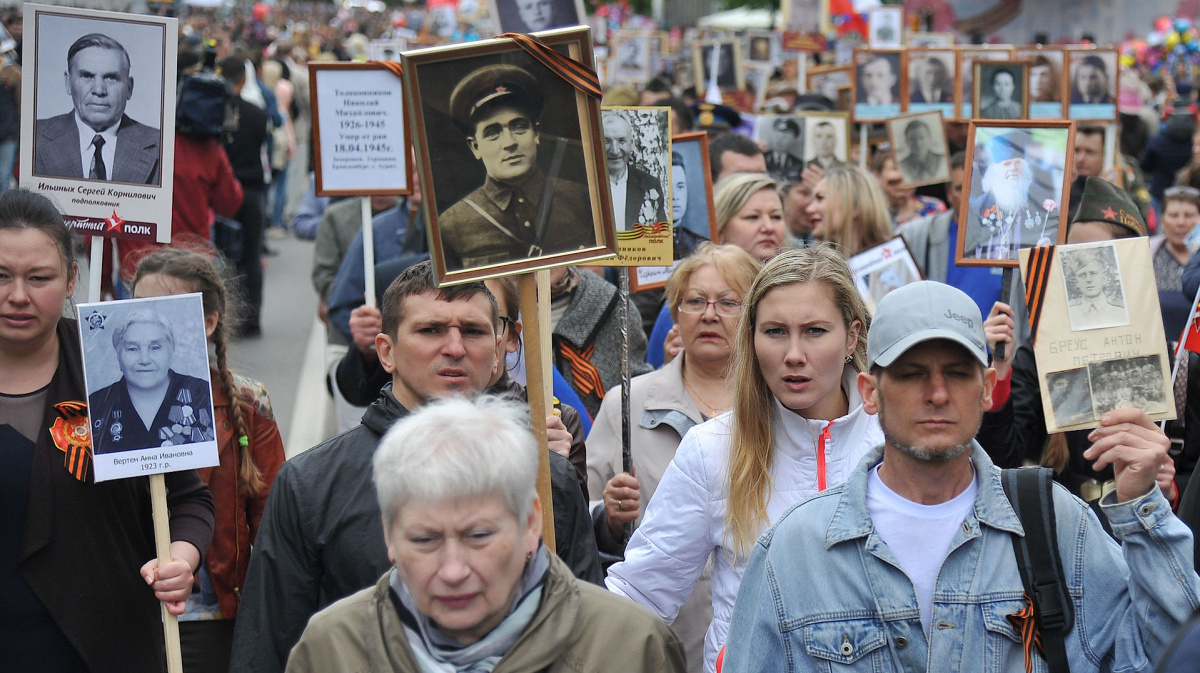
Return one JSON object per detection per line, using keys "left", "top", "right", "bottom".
{"left": 218, "top": 55, "right": 269, "bottom": 335}
{"left": 229, "top": 261, "right": 601, "bottom": 673}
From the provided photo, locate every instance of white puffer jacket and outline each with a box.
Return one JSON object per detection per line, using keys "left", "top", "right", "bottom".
{"left": 605, "top": 368, "right": 883, "bottom": 673}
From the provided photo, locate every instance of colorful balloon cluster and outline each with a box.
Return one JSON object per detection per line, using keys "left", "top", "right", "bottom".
{"left": 1122, "top": 16, "right": 1200, "bottom": 75}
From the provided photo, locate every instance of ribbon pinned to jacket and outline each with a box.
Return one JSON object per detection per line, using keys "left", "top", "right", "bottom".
{"left": 498, "top": 33, "right": 602, "bottom": 100}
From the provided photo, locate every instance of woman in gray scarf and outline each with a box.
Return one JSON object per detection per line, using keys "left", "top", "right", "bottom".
{"left": 285, "top": 395, "right": 685, "bottom": 673}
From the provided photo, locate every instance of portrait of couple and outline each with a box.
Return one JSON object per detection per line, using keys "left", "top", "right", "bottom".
{"left": 32, "top": 16, "right": 166, "bottom": 186}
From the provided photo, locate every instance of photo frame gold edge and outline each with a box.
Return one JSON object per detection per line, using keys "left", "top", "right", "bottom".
{"left": 955, "top": 119, "right": 1076, "bottom": 268}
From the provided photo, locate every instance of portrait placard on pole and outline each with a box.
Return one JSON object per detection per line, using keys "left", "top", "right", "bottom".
{"left": 1020, "top": 238, "right": 1175, "bottom": 433}
{"left": 77, "top": 294, "right": 219, "bottom": 482}
{"left": 21, "top": 4, "right": 177, "bottom": 244}
{"left": 848, "top": 236, "right": 924, "bottom": 314}
{"left": 310, "top": 62, "right": 412, "bottom": 196}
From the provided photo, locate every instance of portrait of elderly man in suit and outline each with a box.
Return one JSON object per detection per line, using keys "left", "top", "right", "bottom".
{"left": 437, "top": 63, "right": 595, "bottom": 272}
{"left": 34, "top": 33, "right": 161, "bottom": 185}
{"left": 603, "top": 110, "right": 666, "bottom": 231}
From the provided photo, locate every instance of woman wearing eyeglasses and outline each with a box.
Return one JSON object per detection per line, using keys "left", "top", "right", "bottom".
{"left": 603, "top": 245, "right": 882, "bottom": 673}
{"left": 586, "top": 244, "right": 760, "bottom": 672}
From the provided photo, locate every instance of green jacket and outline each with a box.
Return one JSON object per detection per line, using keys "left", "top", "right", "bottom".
{"left": 286, "top": 553, "right": 685, "bottom": 673}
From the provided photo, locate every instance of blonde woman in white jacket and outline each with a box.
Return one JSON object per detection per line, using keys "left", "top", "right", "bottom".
{"left": 605, "top": 245, "right": 883, "bottom": 673}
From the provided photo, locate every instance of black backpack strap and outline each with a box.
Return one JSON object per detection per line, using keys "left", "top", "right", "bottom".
{"left": 1001, "top": 467, "right": 1075, "bottom": 673}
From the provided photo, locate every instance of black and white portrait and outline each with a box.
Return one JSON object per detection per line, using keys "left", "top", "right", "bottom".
{"left": 853, "top": 49, "right": 902, "bottom": 121}
{"left": 405, "top": 32, "right": 611, "bottom": 280}
{"left": 490, "top": 0, "right": 584, "bottom": 34}
{"left": 809, "top": 65, "right": 852, "bottom": 102}
{"left": 603, "top": 107, "right": 670, "bottom": 231}
{"left": 32, "top": 14, "right": 166, "bottom": 186}
{"left": 867, "top": 7, "right": 903, "bottom": 48}
{"left": 1069, "top": 50, "right": 1118, "bottom": 120}
{"left": 369, "top": 39, "right": 408, "bottom": 62}
{"left": 1046, "top": 367, "right": 1094, "bottom": 427}
{"left": 747, "top": 33, "right": 775, "bottom": 64}
{"left": 887, "top": 112, "right": 950, "bottom": 186}
{"left": 959, "top": 50, "right": 1010, "bottom": 119}
{"left": 1060, "top": 242, "right": 1130, "bottom": 331}
{"left": 671, "top": 131, "right": 718, "bottom": 261}
{"left": 1017, "top": 49, "right": 1065, "bottom": 119}
{"left": 1088, "top": 355, "right": 1168, "bottom": 416}
{"left": 962, "top": 124, "right": 1071, "bottom": 265}
{"left": 908, "top": 51, "right": 955, "bottom": 116}
{"left": 611, "top": 32, "right": 652, "bottom": 85}
{"left": 802, "top": 114, "right": 849, "bottom": 170}
{"left": 79, "top": 295, "right": 214, "bottom": 462}
{"left": 975, "top": 62, "right": 1027, "bottom": 120}
{"left": 756, "top": 114, "right": 805, "bottom": 183}
{"left": 693, "top": 41, "right": 742, "bottom": 92}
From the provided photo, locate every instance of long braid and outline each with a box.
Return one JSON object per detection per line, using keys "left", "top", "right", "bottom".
{"left": 132, "top": 247, "right": 267, "bottom": 497}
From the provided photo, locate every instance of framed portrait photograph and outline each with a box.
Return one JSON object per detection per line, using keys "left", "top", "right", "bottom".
{"left": 756, "top": 113, "right": 805, "bottom": 183}
{"left": 907, "top": 49, "right": 956, "bottom": 117}
{"left": 852, "top": 48, "right": 905, "bottom": 122}
{"left": 311, "top": 62, "right": 412, "bottom": 196}
{"left": 22, "top": 4, "right": 177, "bottom": 244}
{"left": 959, "top": 48, "right": 1014, "bottom": 119}
{"left": 908, "top": 32, "right": 956, "bottom": 48}
{"left": 886, "top": 111, "right": 951, "bottom": 188}
{"left": 488, "top": 0, "right": 585, "bottom": 35}
{"left": 867, "top": 6, "right": 904, "bottom": 48}
{"left": 693, "top": 40, "right": 744, "bottom": 93}
{"left": 598, "top": 106, "right": 672, "bottom": 266}
{"left": 973, "top": 61, "right": 1029, "bottom": 120}
{"left": 610, "top": 31, "right": 655, "bottom": 86}
{"left": 807, "top": 64, "right": 852, "bottom": 103}
{"left": 1068, "top": 48, "right": 1119, "bottom": 121}
{"left": 781, "top": 0, "right": 824, "bottom": 41}
{"left": 369, "top": 39, "right": 408, "bottom": 62}
{"left": 1019, "top": 237, "right": 1174, "bottom": 432}
{"left": 801, "top": 112, "right": 850, "bottom": 170}
{"left": 1014, "top": 48, "right": 1066, "bottom": 119}
{"left": 848, "top": 236, "right": 924, "bottom": 314}
{"left": 77, "top": 294, "right": 219, "bottom": 482}
{"left": 746, "top": 30, "right": 779, "bottom": 65}
{"left": 401, "top": 27, "right": 616, "bottom": 284}
{"left": 958, "top": 120, "right": 1074, "bottom": 267}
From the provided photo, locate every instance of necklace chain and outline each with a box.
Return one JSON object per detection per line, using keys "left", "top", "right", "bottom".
{"left": 682, "top": 366, "right": 729, "bottom": 415}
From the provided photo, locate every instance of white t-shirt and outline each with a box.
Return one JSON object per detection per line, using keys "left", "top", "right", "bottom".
{"left": 866, "top": 463, "right": 977, "bottom": 635}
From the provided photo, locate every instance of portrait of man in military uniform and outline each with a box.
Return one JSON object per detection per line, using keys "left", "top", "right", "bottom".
{"left": 433, "top": 63, "right": 600, "bottom": 273}
{"left": 1061, "top": 243, "right": 1130, "bottom": 331}
{"left": 85, "top": 308, "right": 214, "bottom": 455}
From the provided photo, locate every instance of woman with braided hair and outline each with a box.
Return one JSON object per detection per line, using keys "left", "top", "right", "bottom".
{"left": 132, "top": 248, "right": 285, "bottom": 673}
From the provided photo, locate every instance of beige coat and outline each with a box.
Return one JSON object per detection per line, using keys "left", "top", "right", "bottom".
{"left": 285, "top": 554, "right": 685, "bottom": 673}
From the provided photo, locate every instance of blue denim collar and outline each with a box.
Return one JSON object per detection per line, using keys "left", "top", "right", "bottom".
{"left": 825, "top": 441, "right": 1024, "bottom": 548}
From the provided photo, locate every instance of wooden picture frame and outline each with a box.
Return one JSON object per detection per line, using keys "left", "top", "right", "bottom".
{"left": 908, "top": 32, "right": 956, "bottom": 47}
{"left": 886, "top": 110, "right": 951, "bottom": 188}
{"left": 958, "top": 48, "right": 1015, "bottom": 120}
{"left": 630, "top": 130, "right": 718, "bottom": 292}
{"left": 1014, "top": 47, "right": 1067, "bottom": 120}
{"left": 310, "top": 62, "right": 413, "bottom": 197}
{"left": 806, "top": 64, "right": 852, "bottom": 102}
{"left": 692, "top": 39, "right": 745, "bottom": 93}
{"left": 973, "top": 60, "right": 1030, "bottom": 120}
{"left": 852, "top": 48, "right": 906, "bottom": 122}
{"left": 867, "top": 6, "right": 904, "bottom": 48}
{"left": 745, "top": 30, "right": 779, "bottom": 65}
{"left": 609, "top": 30, "right": 656, "bottom": 86}
{"left": 907, "top": 48, "right": 957, "bottom": 119}
{"left": 1067, "top": 47, "right": 1120, "bottom": 122}
{"left": 957, "top": 119, "right": 1075, "bottom": 268}
{"left": 401, "top": 26, "right": 617, "bottom": 285}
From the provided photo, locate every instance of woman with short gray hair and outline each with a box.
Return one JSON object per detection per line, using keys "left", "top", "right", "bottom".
{"left": 286, "top": 395, "right": 685, "bottom": 673}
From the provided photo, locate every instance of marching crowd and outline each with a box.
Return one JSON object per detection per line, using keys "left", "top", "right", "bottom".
{"left": 5, "top": 3, "right": 1200, "bottom": 673}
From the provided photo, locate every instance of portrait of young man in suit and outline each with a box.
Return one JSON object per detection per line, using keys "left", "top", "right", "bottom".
{"left": 34, "top": 33, "right": 161, "bottom": 186}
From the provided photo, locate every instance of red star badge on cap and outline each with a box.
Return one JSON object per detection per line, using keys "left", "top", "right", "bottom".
{"left": 1102, "top": 206, "right": 1117, "bottom": 220}
{"left": 495, "top": 85, "right": 507, "bottom": 93}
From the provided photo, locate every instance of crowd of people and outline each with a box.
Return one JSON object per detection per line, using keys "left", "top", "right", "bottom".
{"left": 5, "top": 2, "right": 1200, "bottom": 672}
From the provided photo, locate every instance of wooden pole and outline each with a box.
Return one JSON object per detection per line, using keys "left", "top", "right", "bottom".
{"left": 88, "top": 237, "right": 103, "bottom": 303}
{"left": 149, "top": 474, "right": 183, "bottom": 673}
{"left": 858, "top": 123, "right": 869, "bottom": 171}
{"left": 361, "top": 197, "right": 377, "bottom": 308}
{"left": 517, "top": 271, "right": 556, "bottom": 551}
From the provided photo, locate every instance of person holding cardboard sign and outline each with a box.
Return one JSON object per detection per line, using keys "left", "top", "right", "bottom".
{"left": 0, "top": 189, "right": 212, "bottom": 671}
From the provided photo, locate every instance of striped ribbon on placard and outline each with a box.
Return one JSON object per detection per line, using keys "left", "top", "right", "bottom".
{"left": 499, "top": 33, "right": 602, "bottom": 100}
{"left": 371, "top": 60, "right": 404, "bottom": 78}
{"left": 1023, "top": 245, "right": 1055, "bottom": 347}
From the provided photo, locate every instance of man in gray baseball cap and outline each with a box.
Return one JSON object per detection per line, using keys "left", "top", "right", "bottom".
{"left": 723, "top": 279, "right": 1196, "bottom": 673}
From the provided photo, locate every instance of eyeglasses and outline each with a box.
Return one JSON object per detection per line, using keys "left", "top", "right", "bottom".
{"left": 498, "top": 316, "right": 516, "bottom": 332}
{"left": 678, "top": 297, "right": 743, "bottom": 317}
{"left": 1165, "top": 186, "right": 1200, "bottom": 199}
{"left": 477, "top": 118, "right": 533, "bottom": 142}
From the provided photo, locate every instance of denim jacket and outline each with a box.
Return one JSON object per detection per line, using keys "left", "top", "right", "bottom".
{"left": 724, "top": 443, "right": 1200, "bottom": 673}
